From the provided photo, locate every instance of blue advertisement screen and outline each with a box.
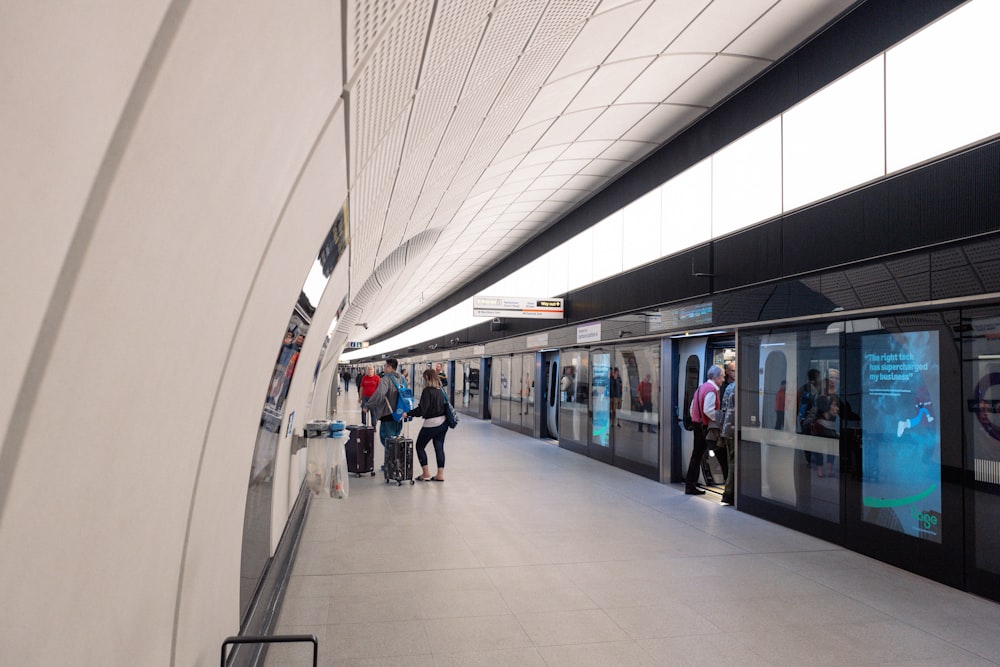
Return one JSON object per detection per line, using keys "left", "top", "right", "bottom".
{"left": 861, "top": 331, "right": 942, "bottom": 543}
{"left": 591, "top": 352, "right": 611, "bottom": 448}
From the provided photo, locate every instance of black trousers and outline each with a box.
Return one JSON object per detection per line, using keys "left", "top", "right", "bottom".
{"left": 685, "top": 423, "right": 710, "bottom": 490}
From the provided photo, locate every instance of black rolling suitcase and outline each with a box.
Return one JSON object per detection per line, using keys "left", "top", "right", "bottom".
{"left": 345, "top": 425, "right": 376, "bottom": 477}
{"left": 384, "top": 434, "right": 414, "bottom": 486}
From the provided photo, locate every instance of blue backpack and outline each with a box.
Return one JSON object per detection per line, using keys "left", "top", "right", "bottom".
{"left": 389, "top": 376, "right": 416, "bottom": 421}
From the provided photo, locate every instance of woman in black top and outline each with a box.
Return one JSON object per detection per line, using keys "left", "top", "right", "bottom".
{"left": 405, "top": 368, "right": 450, "bottom": 481}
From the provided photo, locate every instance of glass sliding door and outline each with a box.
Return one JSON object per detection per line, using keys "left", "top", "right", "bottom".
{"left": 519, "top": 353, "right": 535, "bottom": 434}
{"left": 558, "top": 348, "right": 589, "bottom": 454}
{"left": 613, "top": 343, "right": 660, "bottom": 479}
{"left": 740, "top": 326, "right": 842, "bottom": 527}
{"left": 740, "top": 317, "right": 962, "bottom": 586}
{"left": 499, "top": 355, "right": 512, "bottom": 425}
{"left": 962, "top": 308, "right": 1000, "bottom": 599}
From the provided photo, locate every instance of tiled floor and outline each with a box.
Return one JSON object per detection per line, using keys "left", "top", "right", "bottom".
{"left": 268, "top": 391, "right": 1000, "bottom": 665}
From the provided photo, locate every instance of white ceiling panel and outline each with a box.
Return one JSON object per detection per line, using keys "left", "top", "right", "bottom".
{"left": 548, "top": 2, "right": 648, "bottom": 81}
{"left": 559, "top": 140, "right": 614, "bottom": 160}
{"left": 521, "top": 144, "right": 571, "bottom": 166}
{"left": 519, "top": 69, "right": 594, "bottom": 128}
{"left": 537, "top": 108, "right": 605, "bottom": 148}
{"left": 578, "top": 103, "right": 656, "bottom": 141}
{"left": 595, "top": 0, "right": 651, "bottom": 16}
{"left": 623, "top": 103, "right": 705, "bottom": 143}
{"left": 542, "top": 158, "right": 594, "bottom": 176}
{"left": 600, "top": 139, "right": 653, "bottom": 161}
{"left": 726, "top": 0, "right": 858, "bottom": 60}
{"left": 565, "top": 58, "right": 653, "bottom": 113}
{"left": 608, "top": 0, "right": 710, "bottom": 61}
{"left": 495, "top": 123, "right": 551, "bottom": 162}
{"left": 668, "top": 0, "right": 776, "bottom": 54}
{"left": 616, "top": 53, "right": 714, "bottom": 104}
{"left": 339, "top": 0, "right": 861, "bottom": 342}
{"left": 667, "top": 54, "right": 771, "bottom": 108}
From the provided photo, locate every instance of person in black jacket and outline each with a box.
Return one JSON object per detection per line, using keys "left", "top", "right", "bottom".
{"left": 405, "top": 368, "right": 450, "bottom": 482}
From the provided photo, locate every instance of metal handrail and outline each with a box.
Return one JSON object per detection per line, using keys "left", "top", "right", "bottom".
{"left": 220, "top": 634, "right": 317, "bottom": 666}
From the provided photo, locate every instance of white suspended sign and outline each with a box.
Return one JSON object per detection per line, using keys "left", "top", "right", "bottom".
{"left": 473, "top": 296, "right": 564, "bottom": 319}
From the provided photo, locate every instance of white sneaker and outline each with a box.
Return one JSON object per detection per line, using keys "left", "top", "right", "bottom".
{"left": 897, "top": 420, "right": 907, "bottom": 438}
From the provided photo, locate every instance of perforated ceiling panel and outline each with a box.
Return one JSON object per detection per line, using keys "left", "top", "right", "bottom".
{"left": 337, "top": 0, "right": 860, "bottom": 342}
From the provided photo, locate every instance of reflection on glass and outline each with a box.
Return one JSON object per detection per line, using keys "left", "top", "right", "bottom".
{"left": 241, "top": 209, "right": 347, "bottom": 618}
{"left": 614, "top": 345, "right": 660, "bottom": 468}
{"left": 740, "top": 328, "right": 842, "bottom": 524}
{"left": 490, "top": 359, "right": 501, "bottom": 422}
{"left": 558, "top": 350, "right": 589, "bottom": 447}
{"left": 964, "top": 313, "right": 1000, "bottom": 575}
{"left": 519, "top": 353, "right": 534, "bottom": 429}
{"left": 468, "top": 365, "right": 480, "bottom": 413}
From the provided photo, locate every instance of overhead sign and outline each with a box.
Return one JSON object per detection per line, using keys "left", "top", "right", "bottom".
{"left": 577, "top": 322, "right": 602, "bottom": 344}
{"left": 346, "top": 341, "right": 369, "bottom": 349}
{"left": 473, "top": 296, "right": 564, "bottom": 319}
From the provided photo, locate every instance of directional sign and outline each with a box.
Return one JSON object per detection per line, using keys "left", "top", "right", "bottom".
{"left": 473, "top": 296, "right": 564, "bottom": 319}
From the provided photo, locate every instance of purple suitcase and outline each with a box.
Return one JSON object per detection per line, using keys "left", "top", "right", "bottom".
{"left": 345, "top": 425, "right": 376, "bottom": 477}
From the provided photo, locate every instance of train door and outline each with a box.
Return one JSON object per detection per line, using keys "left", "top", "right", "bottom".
{"left": 558, "top": 348, "right": 589, "bottom": 455}
{"left": 675, "top": 335, "right": 734, "bottom": 493}
{"left": 541, "top": 351, "right": 559, "bottom": 440}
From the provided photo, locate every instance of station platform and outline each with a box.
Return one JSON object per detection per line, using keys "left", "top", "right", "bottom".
{"left": 267, "top": 388, "right": 1000, "bottom": 665}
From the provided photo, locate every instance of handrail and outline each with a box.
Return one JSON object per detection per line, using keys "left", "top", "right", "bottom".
{"left": 220, "top": 634, "right": 317, "bottom": 666}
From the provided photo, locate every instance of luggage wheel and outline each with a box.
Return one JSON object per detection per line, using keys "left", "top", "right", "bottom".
{"left": 370, "top": 471, "right": 376, "bottom": 476}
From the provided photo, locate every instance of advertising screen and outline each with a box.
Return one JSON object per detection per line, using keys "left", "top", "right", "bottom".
{"left": 861, "top": 331, "right": 942, "bottom": 543}
{"left": 591, "top": 352, "right": 611, "bottom": 448}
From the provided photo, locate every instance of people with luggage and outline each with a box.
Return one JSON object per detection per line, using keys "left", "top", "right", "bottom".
{"left": 405, "top": 368, "right": 450, "bottom": 482}
{"left": 358, "top": 365, "right": 379, "bottom": 426}
{"left": 366, "top": 358, "right": 405, "bottom": 469}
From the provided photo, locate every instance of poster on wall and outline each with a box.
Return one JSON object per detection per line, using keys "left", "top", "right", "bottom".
{"left": 861, "top": 330, "right": 942, "bottom": 543}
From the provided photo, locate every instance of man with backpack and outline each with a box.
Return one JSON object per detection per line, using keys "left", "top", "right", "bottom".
{"left": 366, "top": 358, "right": 406, "bottom": 470}
{"left": 684, "top": 365, "right": 725, "bottom": 495}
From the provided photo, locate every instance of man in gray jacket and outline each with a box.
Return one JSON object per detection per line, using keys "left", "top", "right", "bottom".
{"left": 367, "top": 358, "right": 404, "bottom": 468}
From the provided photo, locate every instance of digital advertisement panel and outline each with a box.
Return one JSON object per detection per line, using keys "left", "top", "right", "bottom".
{"left": 861, "top": 331, "right": 942, "bottom": 543}
{"left": 591, "top": 352, "right": 611, "bottom": 448}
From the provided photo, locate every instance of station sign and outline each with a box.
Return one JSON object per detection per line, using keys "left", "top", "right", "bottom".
{"left": 473, "top": 296, "right": 564, "bottom": 319}
{"left": 346, "top": 341, "right": 369, "bottom": 349}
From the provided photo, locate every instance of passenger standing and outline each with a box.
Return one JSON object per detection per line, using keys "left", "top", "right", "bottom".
{"left": 435, "top": 362, "right": 448, "bottom": 388}
{"left": 341, "top": 369, "right": 352, "bottom": 394}
{"left": 684, "top": 365, "right": 724, "bottom": 495}
{"left": 358, "top": 366, "right": 379, "bottom": 427}
{"left": 405, "top": 368, "right": 449, "bottom": 482}
{"left": 366, "top": 358, "right": 405, "bottom": 469}
{"left": 774, "top": 380, "right": 786, "bottom": 430}
{"left": 720, "top": 361, "right": 735, "bottom": 398}
{"left": 637, "top": 374, "right": 655, "bottom": 433}
{"left": 720, "top": 375, "right": 737, "bottom": 506}
{"left": 610, "top": 368, "right": 623, "bottom": 427}
{"left": 712, "top": 363, "right": 735, "bottom": 484}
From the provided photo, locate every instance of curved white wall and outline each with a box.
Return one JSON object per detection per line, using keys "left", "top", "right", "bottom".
{"left": 0, "top": 2, "right": 346, "bottom": 664}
